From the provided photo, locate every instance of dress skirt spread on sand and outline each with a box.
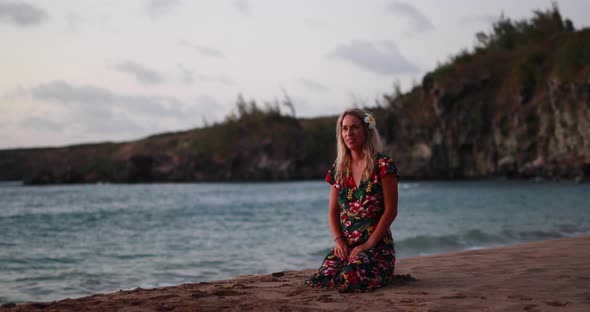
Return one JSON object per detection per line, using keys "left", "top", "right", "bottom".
{"left": 306, "top": 153, "right": 399, "bottom": 292}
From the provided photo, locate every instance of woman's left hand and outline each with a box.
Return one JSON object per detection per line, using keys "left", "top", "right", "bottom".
{"left": 349, "top": 243, "right": 370, "bottom": 260}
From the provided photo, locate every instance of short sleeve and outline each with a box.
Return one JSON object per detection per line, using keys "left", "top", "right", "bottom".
{"left": 325, "top": 162, "right": 336, "bottom": 186}
{"left": 376, "top": 155, "right": 399, "bottom": 181}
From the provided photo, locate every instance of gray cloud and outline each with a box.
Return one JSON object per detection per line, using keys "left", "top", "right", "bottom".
{"left": 297, "top": 78, "right": 329, "bottom": 93}
{"left": 31, "top": 80, "right": 189, "bottom": 117}
{"left": 7, "top": 81, "right": 224, "bottom": 141}
{"left": 178, "top": 64, "right": 194, "bottom": 84}
{"left": 26, "top": 78, "right": 230, "bottom": 137}
{"left": 194, "top": 45, "right": 225, "bottom": 58}
{"left": 459, "top": 14, "right": 497, "bottom": 26}
{"left": 178, "top": 60, "right": 235, "bottom": 86}
{"left": 180, "top": 41, "right": 225, "bottom": 59}
{"left": 0, "top": 1, "right": 48, "bottom": 26}
{"left": 19, "top": 116, "right": 64, "bottom": 132}
{"left": 28, "top": 80, "right": 203, "bottom": 134}
{"left": 66, "top": 12, "right": 82, "bottom": 32}
{"left": 327, "top": 40, "right": 420, "bottom": 75}
{"left": 193, "top": 95, "right": 227, "bottom": 126}
{"left": 196, "top": 73, "right": 234, "bottom": 86}
{"left": 194, "top": 95, "right": 221, "bottom": 108}
{"left": 81, "top": 115, "right": 145, "bottom": 134}
{"left": 194, "top": 95, "right": 224, "bottom": 116}
{"left": 1, "top": 84, "right": 27, "bottom": 101}
{"left": 387, "top": 2, "right": 434, "bottom": 34}
{"left": 176, "top": 62, "right": 233, "bottom": 85}
{"left": 114, "top": 61, "right": 164, "bottom": 85}
{"left": 32, "top": 81, "right": 113, "bottom": 122}
{"left": 234, "top": 0, "right": 250, "bottom": 15}
{"left": 145, "top": 0, "right": 181, "bottom": 20}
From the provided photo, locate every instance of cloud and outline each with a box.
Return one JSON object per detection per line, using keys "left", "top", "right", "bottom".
{"left": 193, "top": 45, "right": 225, "bottom": 58}
{"left": 193, "top": 95, "right": 227, "bottom": 126}
{"left": 66, "top": 12, "right": 82, "bottom": 32}
{"left": 19, "top": 116, "right": 64, "bottom": 132}
{"left": 0, "top": 1, "right": 48, "bottom": 26}
{"left": 387, "top": 2, "right": 434, "bottom": 34}
{"left": 79, "top": 114, "right": 145, "bottom": 134}
{"left": 194, "top": 95, "right": 221, "bottom": 108}
{"left": 178, "top": 64, "right": 194, "bottom": 84}
{"left": 303, "top": 17, "right": 329, "bottom": 30}
{"left": 459, "top": 14, "right": 497, "bottom": 26}
{"left": 180, "top": 41, "right": 225, "bottom": 59}
{"left": 234, "top": 0, "right": 250, "bottom": 15}
{"left": 1, "top": 84, "right": 28, "bottom": 101}
{"left": 176, "top": 62, "right": 233, "bottom": 85}
{"left": 145, "top": 0, "right": 181, "bottom": 20}
{"left": 327, "top": 40, "right": 420, "bottom": 75}
{"left": 194, "top": 95, "right": 225, "bottom": 116}
{"left": 297, "top": 78, "right": 329, "bottom": 93}
{"left": 31, "top": 80, "right": 188, "bottom": 117}
{"left": 114, "top": 61, "right": 164, "bottom": 85}
{"left": 196, "top": 73, "right": 234, "bottom": 86}
{"left": 28, "top": 80, "right": 203, "bottom": 134}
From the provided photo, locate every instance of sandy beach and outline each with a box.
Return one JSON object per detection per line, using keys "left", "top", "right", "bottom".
{"left": 2, "top": 235, "right": 589, "bottom": 312}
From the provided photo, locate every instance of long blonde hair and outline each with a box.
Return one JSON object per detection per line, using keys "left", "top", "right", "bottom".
{"left": 334, "top": 109, "right": 383, "bottom": 183}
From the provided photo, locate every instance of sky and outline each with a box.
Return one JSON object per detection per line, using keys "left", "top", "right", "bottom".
{"left": 1, "top": 0, "right": 588, "bottom": 149}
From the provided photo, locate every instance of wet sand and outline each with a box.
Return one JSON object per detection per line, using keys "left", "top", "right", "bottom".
{"left": 2, "top": 235, "right": 589, "bottom": 311}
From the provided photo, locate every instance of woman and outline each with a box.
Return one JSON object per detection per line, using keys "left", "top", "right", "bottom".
{"left": 306, "top": 108, "right": 399, "bottom": 292}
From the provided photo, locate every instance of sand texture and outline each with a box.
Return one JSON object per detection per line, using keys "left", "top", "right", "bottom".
{"left": 2, "top": 235, "right": 589, "bottom": 311}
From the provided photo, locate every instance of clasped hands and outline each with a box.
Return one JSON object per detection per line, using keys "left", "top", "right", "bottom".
{"left": 334, "top": 239, "right": 372, "bottom": 261}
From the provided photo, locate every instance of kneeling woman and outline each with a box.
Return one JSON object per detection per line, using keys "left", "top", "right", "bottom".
{"left": 306, "top": 109, "right": 399, "bottom": 292}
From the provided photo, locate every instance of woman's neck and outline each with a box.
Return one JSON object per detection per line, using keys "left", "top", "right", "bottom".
{"left": 350, "top": 150, "right": 365, "bottom": 164}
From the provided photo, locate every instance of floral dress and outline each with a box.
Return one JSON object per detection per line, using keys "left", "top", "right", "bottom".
{"left": 306, "top": 153, "right": 399, "bottom": 292}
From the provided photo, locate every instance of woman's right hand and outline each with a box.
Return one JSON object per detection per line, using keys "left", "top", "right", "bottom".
{"left": 334, "top": 238, "right": 350, "bottom": 261}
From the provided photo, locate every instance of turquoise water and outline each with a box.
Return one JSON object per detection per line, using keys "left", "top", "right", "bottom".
{"left": 1, "top": 180, "right": 589, "bottom": 303}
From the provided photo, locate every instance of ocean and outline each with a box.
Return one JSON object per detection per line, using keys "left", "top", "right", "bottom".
{"left": 1, "top": 180, "right": 589, "bottom": 303}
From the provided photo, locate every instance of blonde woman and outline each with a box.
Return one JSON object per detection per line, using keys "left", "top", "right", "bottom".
{"left": 306, "top": 108, "right": 399, "bottom": 292}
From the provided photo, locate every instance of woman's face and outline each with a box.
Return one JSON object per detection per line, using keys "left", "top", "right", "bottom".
{"left": 341, "top": 114, "right": 366, "bottom": 151}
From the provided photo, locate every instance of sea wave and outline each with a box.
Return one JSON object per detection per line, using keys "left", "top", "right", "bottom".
{"left": 303, "top": 225, "right": 590, "bottom": 261}
{"left": 395, "top": 226, "right": 590, "bottom": 257}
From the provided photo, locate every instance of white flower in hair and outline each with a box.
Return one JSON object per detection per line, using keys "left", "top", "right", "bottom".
{"left": 364, "top": 113, "right": 376, "bottom": 130}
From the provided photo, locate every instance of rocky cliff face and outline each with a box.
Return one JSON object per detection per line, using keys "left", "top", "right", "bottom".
{"left": 382, "top": 35, "right": 590, "bottom": 180}
{"left": 384, "top": 80, "right": 590, "bottom": 180}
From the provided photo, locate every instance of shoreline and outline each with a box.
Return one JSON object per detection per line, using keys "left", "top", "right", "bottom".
{"left": 2, "top": 235, "right": 589, "bottom": 311}
{"left": 5, "top": 175, "right": 588, "bottom": 187}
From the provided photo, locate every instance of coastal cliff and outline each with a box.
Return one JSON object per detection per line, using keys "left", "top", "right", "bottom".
{"left": 383, "top": 15, "right": 590, "bottom": 180}
{"left": 0, "top": 114, "right": 336, "bottom": 184}
{"left": 1, "top": 7, "right": 588, "bottom": 184}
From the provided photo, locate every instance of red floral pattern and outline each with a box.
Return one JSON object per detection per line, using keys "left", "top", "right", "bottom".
{"left": 306, "top": 153, "right": 399, "bottom": 292}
